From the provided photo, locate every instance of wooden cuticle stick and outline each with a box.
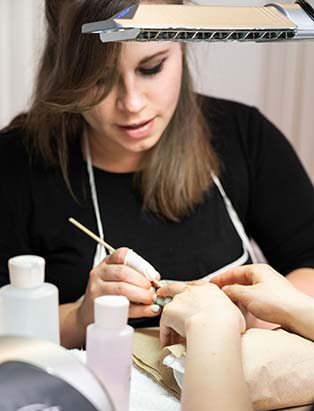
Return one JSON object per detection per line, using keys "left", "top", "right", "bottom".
{"left": 68, "top": 217, "right": 161, "bottom": 288}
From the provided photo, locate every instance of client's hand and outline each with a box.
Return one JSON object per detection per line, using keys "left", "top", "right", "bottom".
{"left": 78, "top": 247, "right": 160, "bottom": 328}
{"left": 159, "top": 283, "right": 246, "bottom": 348}
{"left": 211, "top": 264, "right": 314, "bottom": 332}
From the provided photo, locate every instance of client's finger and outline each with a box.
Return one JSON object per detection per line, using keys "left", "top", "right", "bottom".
{"left": 161, "top": 330, "right": 184, "bottom": 348}
{"left": 157, "top": 282, "right": 187, "bottom": 298}
{"left": 222, "top": 283, "right": 252, "bottom": 306}
{"left": 187, "top": 280, "right": 208, "bottom": 286}
{"left": 211, "top": 265, "right": 258, "bottom": 288}
{"left": 159, "top": 325, "right": 173, "bottom": 348}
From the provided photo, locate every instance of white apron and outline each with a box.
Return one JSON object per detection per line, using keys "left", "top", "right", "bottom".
{"left": 84, "top": 134, "right": 257, "bottom": 281}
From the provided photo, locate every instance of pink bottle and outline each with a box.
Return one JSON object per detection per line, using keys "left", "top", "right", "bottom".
{"left": 86, "top": 296, "right": 134, "bottom": 411}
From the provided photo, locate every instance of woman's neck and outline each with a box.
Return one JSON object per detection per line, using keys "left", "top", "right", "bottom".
{"left": 83, "top": 130, "right": 144, "bottom": 173}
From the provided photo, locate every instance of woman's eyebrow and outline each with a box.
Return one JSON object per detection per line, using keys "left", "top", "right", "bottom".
{"left": 139, "top": 50, "right": 169, "bottom": 64}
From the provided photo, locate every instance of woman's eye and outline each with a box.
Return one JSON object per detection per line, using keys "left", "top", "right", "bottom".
{"left": 139, "top": 59, "right": 166, "bottom": 77}
{"left": 96, "top": 77, "right": 108, "bottom": 87}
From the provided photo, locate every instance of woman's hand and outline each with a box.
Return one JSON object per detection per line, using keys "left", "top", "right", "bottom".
{"left": 159, "top": 282, "right": 246, "bottom": 348}
{"left": 211, "top": 264, "right": 314, "bottom": 333}
{"left": 77, "top": 247, "right": 161, "bottom": 328}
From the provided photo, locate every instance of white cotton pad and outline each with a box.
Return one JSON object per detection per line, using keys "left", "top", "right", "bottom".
{"left": 124, "top": 249, "right": 158, "bottom": 281}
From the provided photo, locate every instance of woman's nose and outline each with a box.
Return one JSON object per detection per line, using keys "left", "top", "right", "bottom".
{"left": 117, "top": 77, "right": 146, "bottom": 114}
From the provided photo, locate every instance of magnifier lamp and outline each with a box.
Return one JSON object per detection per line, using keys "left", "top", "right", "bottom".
{"left": 81, "top": 1, "right": 314, "bottom": 43}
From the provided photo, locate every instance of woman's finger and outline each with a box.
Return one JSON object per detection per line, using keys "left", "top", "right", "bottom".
{"left": 103, "top": 281, "right": 154, "bottom": 304}
{"left": 104, "top": 247, "right": 129, "bottom": 264}
{"left": 93, "top": 263, "right": 152, "bottom": 289}
{"left": 102, "top": 247, "right": 160, "bottom": 286}
{"left": 129, "top": 302, "right": 162, "bottom": 318}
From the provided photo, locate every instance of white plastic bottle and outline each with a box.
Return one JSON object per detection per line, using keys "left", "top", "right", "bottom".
{"left": 86, "top": 295, "right": 134, "bottom": 411}
{"left": 0, "top": 255, "right": 60, "bottom": 344}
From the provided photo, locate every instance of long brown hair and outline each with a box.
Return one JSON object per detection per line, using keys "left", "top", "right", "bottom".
{"left": 4, "top": 0, "right": 219, "bottom": 222}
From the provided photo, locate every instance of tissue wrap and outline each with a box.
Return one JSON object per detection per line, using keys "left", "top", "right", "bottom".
{"left": 132, "top": 327, "right": 314, "bottom": 411}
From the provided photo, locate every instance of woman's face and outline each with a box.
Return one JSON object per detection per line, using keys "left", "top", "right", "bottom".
{"left": 83, "top": 41, "right": 183, "bottom": 171}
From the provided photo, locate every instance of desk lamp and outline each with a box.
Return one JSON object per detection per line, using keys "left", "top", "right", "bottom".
{"left": 81, "top": 1, "right": 314, "bottom": 43}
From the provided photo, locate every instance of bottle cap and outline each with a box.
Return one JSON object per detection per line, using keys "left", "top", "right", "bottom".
{"left": 8, "top": 255, "right": 45, "bottom": 288}
{"left": 94, "top": 296, "right": 129, "bottom": 329}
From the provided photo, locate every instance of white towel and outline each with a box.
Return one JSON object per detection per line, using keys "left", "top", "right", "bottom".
{"left": 130, "top": 365, "right": 180, "bottom": 411}
{"left": 70, "top": 349, "right": 180, "bottom": 411}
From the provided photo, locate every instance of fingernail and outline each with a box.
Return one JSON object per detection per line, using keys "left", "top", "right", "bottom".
{"left": 150, "top": 286, "right": 156, "bottom": 292}
{"left": 153, "top": 280, "right": 161, "bottom": 288}
{"left": 153, "top": 294, "right": 158, "bottom": 303}
{"left": 164, "top": 297, "right": 172, "bottom": 305}
{"left": 156, "top": 297, "right": 166, "bottom": 306}
{"left": 151, "top": 304, "right": 161, "bottom": 313}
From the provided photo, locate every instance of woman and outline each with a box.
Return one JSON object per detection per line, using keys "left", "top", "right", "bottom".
{"left": 159, "top": 264, "right": 314, "bottom": 411}
{"left": 0, "top": 0, "right": 313, "bottom": 348}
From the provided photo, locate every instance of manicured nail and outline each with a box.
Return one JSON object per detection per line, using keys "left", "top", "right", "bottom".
{"left": 153, "top": 294, "right": 158, "bottom": 303}
{"left": 156, "top": 297, "right": 166, "bottom": 307}
{"left": 151, "top": 304, "right": 161, "bottom": 313}
{"left": 164, "top": 297, "right": 172, "bottom": 305}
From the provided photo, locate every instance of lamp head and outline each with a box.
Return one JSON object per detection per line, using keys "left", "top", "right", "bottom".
{"left": 81, "top": 1, "right": 314, "bottom": 43}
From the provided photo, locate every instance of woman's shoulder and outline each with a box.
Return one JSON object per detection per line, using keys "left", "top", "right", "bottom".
{"left": 197, "top": 93, "right": 282, "bottom": 152}
{"left": 0, "top": 127, "right": 28, "bottom": 154}
{"left": 197, "top": 93, "right": 259, "bottom": 126}
{"left": 0, "top": 127, "right": 32, "bottom": 174}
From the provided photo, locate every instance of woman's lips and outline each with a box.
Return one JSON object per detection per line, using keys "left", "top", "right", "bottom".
{"left": 118, "top": 118, "right": 155, "bottom": 139}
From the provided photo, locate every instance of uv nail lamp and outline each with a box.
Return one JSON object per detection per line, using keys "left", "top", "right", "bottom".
{"left": 0, "top": 336, "right": 114, "bottom": 411}
{"left": 82, "top": 1, "right": 314, "bottom": 43}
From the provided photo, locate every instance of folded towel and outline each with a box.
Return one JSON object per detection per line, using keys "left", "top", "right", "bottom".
{"left": 70, "top": 349, "right": 180, "bottom": 411}
{"left": 131, "top": 365, "right": 180, "bottom": 411}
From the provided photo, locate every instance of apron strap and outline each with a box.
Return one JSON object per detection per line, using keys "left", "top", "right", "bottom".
{"left": 85, "top": 129, "right": 257, "bottom": 271}
{"left": 212, "top": 174, "right": 257, "bottom": 265}
{"left": 84, "top": 132, "right": 107, "bottom": 267}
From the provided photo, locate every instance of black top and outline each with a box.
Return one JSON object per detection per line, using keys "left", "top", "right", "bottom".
{"left": 1, "top": 96, "right": 314, "bottom": 326}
